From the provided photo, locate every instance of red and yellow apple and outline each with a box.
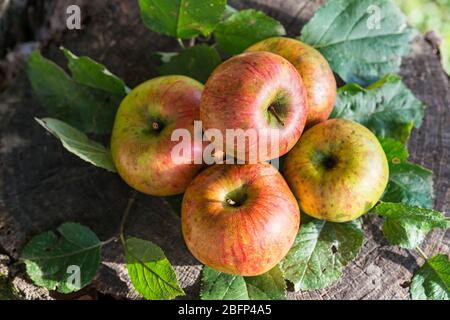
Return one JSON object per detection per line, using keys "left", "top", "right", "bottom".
{"left": 246, "top": 37, "right": 336, "bottom": 127}
{"left": 182, "top": 162, "right": 300, "bottom": 276}
{"left": 283, "top": 119, "right": 389, "bottom": 222}
{"left": 111, "top": 75, "right": 204, "bottom": 196}
{"left": 200, "top": 51, "right": 308, "bottom": 163}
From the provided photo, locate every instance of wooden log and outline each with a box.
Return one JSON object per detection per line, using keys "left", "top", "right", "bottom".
{"left": 0, "top": 0, "right": 448, "bottom": 299}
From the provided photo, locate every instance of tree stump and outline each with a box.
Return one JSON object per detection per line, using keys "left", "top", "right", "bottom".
{"left": 0, "top": 0, "right": 448, "bottom": 300}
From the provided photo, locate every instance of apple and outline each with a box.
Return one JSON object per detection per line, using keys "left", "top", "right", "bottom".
{"left": 246, "top": 37, "right": 336, "bottom": 127}
{"left": 111, "top": 75, "right": 204, "bottom": 196}
{"left": 283, "top": 119, "right": 389, "bottom": 223}
{"left": 182, "top": 162, "right": 300, "bottom": 276}
{"left": 200, "top": 51, "right": 308, "bottom": 163}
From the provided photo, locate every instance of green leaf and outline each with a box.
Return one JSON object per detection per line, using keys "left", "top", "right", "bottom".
{"left": 383, "top": 162, "right": 433, "bottom": 208}
{"left": 20, "top": 223, "right": 101, "bottom": 294}
{"left": 280, "top": 218, "right": 364, "bottom": 291}
{"left": 331, "top": 75, "right": 426, "bottom": 143}
{"left": 200, "top": 266, "right": 249, "bottom": 300}
{"left": 36, "top": 118, "right": 116, "bottom": 172}
{"left": 124, "top": 237, "right": 184, "bottom": 300}
{"left": 411, "top": 254, "right": 450, "bottom": 300}
{"left": 245, "top": 266, "right": 286, "bottom": 300}
{"left": 138, "top": 0, "right": 227, "bottom": 39}
{"left": 200, "top": 265, "right": 286, "bottom": 300}
{"left": 27, "top": 51, "right": 124, "bottom": 134}
{"left": 158, "top": 44, "right": 221, "bottom": 83}
{"left": 300, "top": 0, "right": 412, "bottom": 86}
{"left": 373, "top": 202, "right": 449, "bottom": 249}
{"left": 379, "top": 138, "right": 434, "bottom": 208}
{"left": 214, "top": 9, "right": 286, "bottom": 55}
{"left": 62, "top": 47, "right": 129, "bottom": 95}
{"left": 379, "top": 138, "right": 409, "bottom": 164}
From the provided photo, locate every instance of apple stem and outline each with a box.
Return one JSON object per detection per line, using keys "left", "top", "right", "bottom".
{"left": 177, "top": 38, "right": 186, "bottom": 49}
{"left": 416, "top": 246, "right": 428, "bottom": 260}
{"left": 101, "top": 191, "right": 137, "bottom": 246}
{"left": 226, "top": 198, "right": 237, "bottom": 206}
{"left": 268, "top": 105, "right": 285, "bottom": 126}
{"left": 119, "top": 191, "right": 137, "bottom": 245}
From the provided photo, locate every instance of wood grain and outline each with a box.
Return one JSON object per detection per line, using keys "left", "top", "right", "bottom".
{"left": 0, "top": 0, "right": 448, "bottom": 300}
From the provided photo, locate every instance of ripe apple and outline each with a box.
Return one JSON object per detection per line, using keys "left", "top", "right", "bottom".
{"left": 246, "top": 37, "right": 336, "bottom": 127}
{"left": 200, "top": 51, "right": 308, "bottom": 163}
{"left": 283, "top": 119, "right": 389, "bottom": 222}
{"left": 111, "top": 75, "right": 204, "bottom": 196}
{"left": 182, "top": 162, "right": 300, "bottom": 276}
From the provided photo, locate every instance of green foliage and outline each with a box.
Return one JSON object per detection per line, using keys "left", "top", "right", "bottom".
{"left": 280, "top": 218, "right": 364, "bottom": 291}
{"left": 200, "top": 265, "right": 286, "bottom": 300}
{"left": 35, "top": 118, "right": 116, "bottom": 172}
{"left": 380, "top": 138, "right": 433, "bottom": 208}
{"left": 138, "top": 0, "right": 227, "bottom": 39}
{"left": 411, "top": 254, "right": 450, "bottom": 300}
{"left": 62, "top": 47, "right": 129, "bottom": 95}
{"left": 158, "top": 44, "right": 221, "bottom": 83}
{"left": 379, "top": 138, "right": 409, "bottom": 163}
{"left": 373, "top": 202, "right": 449, "bottom": 249}
{"left": 21, "top": 223, "right": 101, "bottom": 294}
{"left": 384, "top": 162, "right": 433, "bottom": 208}
{"left": 124, "top": 237, "right": 184, "bottom": 300}
{"left": 245, "top": 266, "right": 287, "bottom": 300}
{"left": 214, "top": 9, "right": 286, "bottom": 55}
{"left": 27, "top": 49, "right": 125, "bottom": 134}
{"left": 332, "top": 75, "right": 426, "bottom": 143}
{"left": 301, "top": 0, "right": 412, "bottom": 86}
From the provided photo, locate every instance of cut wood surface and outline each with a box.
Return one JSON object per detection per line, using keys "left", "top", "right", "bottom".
{"left": 0, "top": 0, "right": 448, "bottom": 300}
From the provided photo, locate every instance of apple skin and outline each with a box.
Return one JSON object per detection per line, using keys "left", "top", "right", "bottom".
{"left": 111, "top": 75, "right": 204, "bottom": 196}
{"left": 200, "top": 51, "right": 308, "bottom": 162}
{"left": 283, "top": 119, "right": 389, "bottom": 223}
{"left": 182, "top": 162, "right": 300, "bottom": 276}
{"left": 246, "top": 37, "right": 337, "bottom": 127}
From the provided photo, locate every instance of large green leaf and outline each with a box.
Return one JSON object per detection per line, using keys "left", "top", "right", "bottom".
{"left": 411, "top": 254, "right": 450, "bottom": 300}
{"left": 200, "top": 267, "right": 249, "bottom": 300}
{"left": 384, "top": 162, "right": 433, "bottom": 208}
{"left": 36, "top": 118, "right": 116, "bottom": 172}
{"left": 280, "top": 218, "right": 364, "bottom": 291}
{"left": 300, "top": 0, "right": 412, "bottom": 86}
{"left": 200, "top": 265, "right": 286, "bottom": 300}
{"left": 245, "top": 266, "right": 286, "bottom": 300}
{"left": 20, "top": 223, "right": 101, "bottom": 294}
{"left": 379, "top": 138, "right": 433, "bottom": 208}
{"left": 138, "top": 0, "right": 226, "bottom": 39}
{"left": 158, "top": 44, "right": 221, "bottom": 83}
{"left": 373, "top": 202, "right": 449, "bottom": 249}
{"left": 124, "top": 237, "right": 184, "bottom": 300}
{"left": 332, "top": 75, "right": 426, "bottom": 143}
{"left": 62, "top": 47, "right": 129, "bottom": 95}
{"left": 379, "top": 138, "right": 409, "bottom": 163}
{"left": 214, "top": 9, "right": 286, "bottom": 55}
{"left": 27, "top": 50, "right": 124, "bottom": 134}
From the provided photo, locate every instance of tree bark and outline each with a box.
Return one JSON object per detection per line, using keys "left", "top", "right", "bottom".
{"left": 0, "top": 0, "right": 448, "bottom": 300}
